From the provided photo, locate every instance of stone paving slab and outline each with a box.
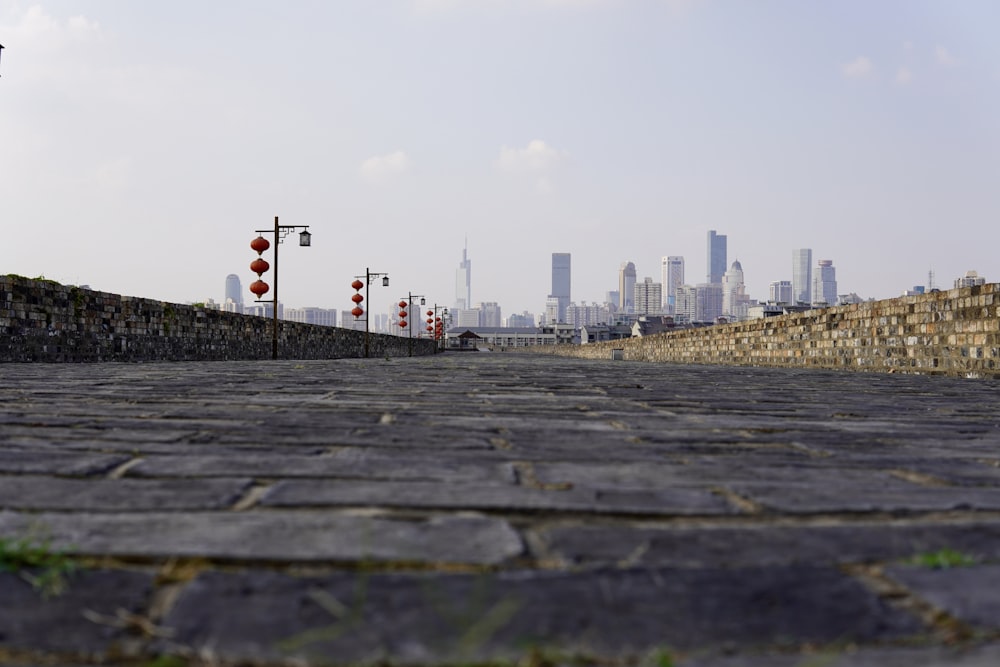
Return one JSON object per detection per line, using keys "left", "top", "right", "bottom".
{"left": 155, "top": 566, "right": 920, "bottom": 664}
{"left": 884, "top": 564, "right": 1000, "bottom": 630}
{"left": 0, "top": 510, "right": 523, "bottom": 565}
{"left": 2, "top": 354, "right": 1000, "bottom": 665}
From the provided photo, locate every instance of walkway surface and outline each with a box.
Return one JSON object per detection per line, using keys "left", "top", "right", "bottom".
{"left": 3, "top": 354, "right": 1000, "bottom": 666}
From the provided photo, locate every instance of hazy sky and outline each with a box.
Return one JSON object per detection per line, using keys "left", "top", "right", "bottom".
{"left": 2, "top": 1, "right": 998, "bottom": 317}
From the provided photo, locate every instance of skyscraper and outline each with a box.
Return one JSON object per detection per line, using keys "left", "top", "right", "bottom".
{"left": 792, "top": 249, "right": 812, "bottom": 305}
{"left": 225, "top": 274, "right": 243, "bottom": 309}
{"left": 550, "top": 253, "right": 571, "bottom": 323}
{"left": 455, "top": 240, "right": 471, "bottom": 310}
{"left": 707, "top": 230, "right": 727, "bottom": 284}
{"left": 618, "top": 261, "right": 636, "bottom": 314}
{"left": 721, "top": 260, "right": 745, "bottom": 317}
{"left": 661, "top": 256, "right": 684, "bottom": 314}
{"left": 812, "top": 259, "right": 837, "bottom": 306}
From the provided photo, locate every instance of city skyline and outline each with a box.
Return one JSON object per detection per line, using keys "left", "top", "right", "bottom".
{"left": 2, "top": 2, "right": 998, "bottom": 317}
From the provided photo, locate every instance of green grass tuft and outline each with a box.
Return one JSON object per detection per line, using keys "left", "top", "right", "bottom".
{"left": 0, "top": 532, "right": 79, "bottom": 597}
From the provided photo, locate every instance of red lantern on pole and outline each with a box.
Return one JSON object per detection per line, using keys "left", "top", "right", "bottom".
{"left": 250, "top": 280, "right": 269, "bottom": 297}
{"left": 351, "top": 306, "right": 364, "bottom": 318}
{"left": 352, "top": 293, "right": 364, "bottom": 304}
{"left": 251, "top": 236, "right": 270, "bottom": 254}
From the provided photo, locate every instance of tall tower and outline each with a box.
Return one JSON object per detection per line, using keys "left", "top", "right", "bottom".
{"left": 812, "top": 259, "right": 837, "bottom": 306}
{"left": 792, "top": 248, "right": 812, "bottom": 305}
{"left": 707, "top": 230, "right": 727, "bottom": 284}
{"left": 550, "top": 253, "right": 571, "bottom": 323}
{"left": 455, "top": 240, "right": 472, "bottom": 310}
{"left": 662, "top": 256, "right": 684, "bottom": 314}
{"left": 618, "top": 261, "right": 636, "bottom": 314}
{"left": 225, "top": 274, "right": 243, "bottom": 311}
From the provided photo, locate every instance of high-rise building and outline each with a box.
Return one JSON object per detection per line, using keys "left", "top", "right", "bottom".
{"left": 812, "top": 259, "right": 837, "bottom": 306}
{"left": 707, "top": 230, "right": 727, "bottom": 284}
{"left": 618, "top": 261, "right": 636, "bottom": 314}
{"left": 675, "top": 284, "right": 698, "bottom": 322}
{"left": 634, "top": 278, "right": 663, "bottom": 316}
{"left": 225, "top": 274, "right": 243, "bottom": 308}
{"left": 769, "top": 280, "right": 793, "bottom": 304}
{"left": 455, "top": 240, "right": 471, "bottom": 310}
{"left": 477, "top": 302, "right": 502, "bottom": 327}
{"left": 662, "top": 256, "right": 684, "bottom": 314}
{"left": 721, "top": 260, "right": 745, "bottom": 316}
{"left": 696, "top": 283, "right": 724, "bottom": 322}
{"left": 792, "top": 249, "right": 812, "bottom": 305}
{"left": 565, "top": 302, "right": 611, "bottom": 328}
{"left": 550, "top": 253, "right": 571, "bottom": 323}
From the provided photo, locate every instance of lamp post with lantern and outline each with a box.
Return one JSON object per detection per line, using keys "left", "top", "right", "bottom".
{"left": 351, "top": 268, "right": 389, "bottom": 358}
{"left": 249, "top": 216, "right": 311, "bottom": 360}
{"left": 399, "top": 292, "right": 425, "bottom": 357}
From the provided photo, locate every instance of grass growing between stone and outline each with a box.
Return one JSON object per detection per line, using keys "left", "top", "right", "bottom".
{"left": 908, "top": 548, "right": 977, "bottom": 569}
{"left": 0, "top": 532, "right": 79, "bottom": 597}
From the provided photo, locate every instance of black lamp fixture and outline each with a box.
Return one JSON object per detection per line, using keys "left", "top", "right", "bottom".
{"left": 0, "top": 44, "right": 5, "bottom": 77}
{"left": 298, "top": 229, "right": 312, "bottom": 247}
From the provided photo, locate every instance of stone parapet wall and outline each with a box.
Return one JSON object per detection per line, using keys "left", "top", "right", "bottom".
{"left": 528, "top": 283, "right": 1000, "bottom": 378}
{"left": 0, "top": 276, "right": 436, "bottom": 362}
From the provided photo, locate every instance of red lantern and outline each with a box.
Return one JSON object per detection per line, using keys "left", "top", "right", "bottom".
{"left": 426, "top": 326, "right": 433, "bottom": 332}
{"left": 251, "top": 236, "right": 270, "bottom": 254}
{"left": 352, "top": 279, "right": 364, "bottom": 290}
{"left": 352, "top": 293, "right": 364, "bottom": 304}
{"left": 400, "top": 321, "right": 408, "bottom": 328}
{"left": 352, "top": 306, "right": 364, "bottom": 318}
{"left": 398, "top": 301, "right": 407, "bottom": 308}
{"left": 250, "top": 258, "right": 269, "bottom": 275}
{"left": 250, "top": 280, "right": 269, "bottom": 297}
{"left": 426, "top": 310, "right": 433, "bottom": 317}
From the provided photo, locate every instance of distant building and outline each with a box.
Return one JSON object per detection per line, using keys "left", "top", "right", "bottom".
{"left": 549, "top": 253, "right": 571, "bottom": 323}
{"left": 455, "top": 241, "right": 471, "bottom": 310}
{"left": 662, "top": 256, "right": 684, "bottom": 314}
{"left": 769, "top": 280, "right": 793, "bottom": 305}
{"left": 565, "top": 302, "right": 611, "bottom": 328}
{"left": 722, "top": 260, "right": 746, "bottom": 317}
{"left": 506, "top": 312, "right": 536, "bottom": 328}
{"left": 286, "top": 307, "right": 337, "bottom": 327}
{"left": 675, "top": 284, "right": 698, "bottom": 323}
{"left": 454, "top": 308, "right": 481, "bottom": 328}
{"left": 225, "top": 274, "right": 243, "bottom": 308}
{"left": 477, "top": 302, "right": 502, "bottom": 328}
{"left": 633, "top": 278, "right": 663, "bottom": 316}
{"left": 618, "top": 262, "right": 636, "bottom": 314}
{"left": 812, "top": 259, "right": 837, "bottom": 306}
{"left": 955, "top": 270, "right": 986, "bottom": 289}
{"left": 792, "top": 249, "right": 812, "bottom": 305}
{"left": 707, "top": 230, "right": 727, "bottom": 284}
{"left": 697, "top": 283, "right": 724, "bottom": 322}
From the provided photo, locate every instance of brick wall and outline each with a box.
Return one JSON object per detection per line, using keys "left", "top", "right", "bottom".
{"left": 529, "top": 283, "right": 1000, "bottom": 378}
{"left": 0, "top": 276, "right": 437, "bottom": 362}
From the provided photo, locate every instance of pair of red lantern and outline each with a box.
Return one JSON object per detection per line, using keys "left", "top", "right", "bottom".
{"left": 249, "top": 236, "right": 271, "bottom": 298}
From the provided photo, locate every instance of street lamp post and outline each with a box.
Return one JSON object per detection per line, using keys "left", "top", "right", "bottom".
{"left": 353, "top": 268, "right": 389, "bottom": 358}
{"left": 249, "top": 216, "right": 311, "bottom": 360}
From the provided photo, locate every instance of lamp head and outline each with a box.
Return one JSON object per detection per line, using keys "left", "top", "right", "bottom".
{"left": 298, "top": 229, "right": 312, "bottom": 247}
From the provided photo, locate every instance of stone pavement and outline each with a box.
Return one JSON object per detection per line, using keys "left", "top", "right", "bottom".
{"left": 2, "top": 354, "right": 1000, "bottom": 666}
